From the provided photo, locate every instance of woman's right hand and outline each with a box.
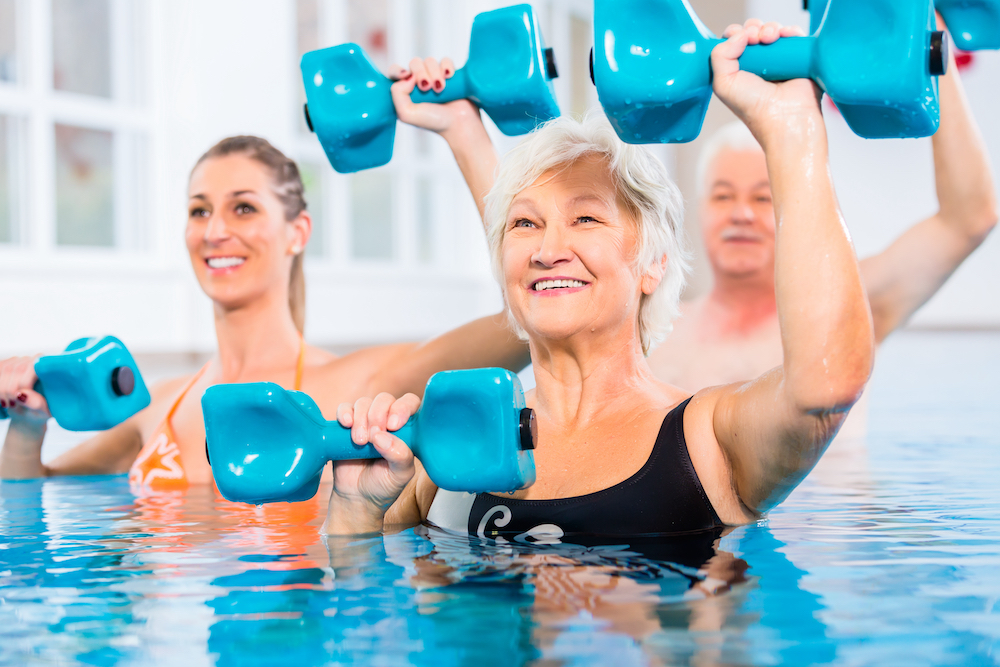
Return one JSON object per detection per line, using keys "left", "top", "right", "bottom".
{"left": 0, "top": 356, "right": 50, "bottom": 425}
{"left": 324, "top": 392, "right": 420, "bottom": 534}
{"left": 711, "top": 20, "right": 822, "bottom": 147}
{"left": 389, "top": 57, "right": 484, "bottom": 138}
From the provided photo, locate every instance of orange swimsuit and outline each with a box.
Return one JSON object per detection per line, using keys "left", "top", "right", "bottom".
{"left": 128, "top": 341, "right": 306, "bottom": 492}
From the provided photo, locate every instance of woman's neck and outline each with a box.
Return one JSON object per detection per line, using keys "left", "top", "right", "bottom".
{"left": 529, "top": 329, "right": 660, "bottom": 429}
{"left": 212, "top": 290, "right": 301, "bottom": 383}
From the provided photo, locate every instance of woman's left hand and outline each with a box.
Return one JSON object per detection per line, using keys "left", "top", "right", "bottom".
{"left": 389, "top": 57, "right": 483, "bottom": 138}
{"left": 324, "top": 392, "right": 420, "bottom": 534}
{"left": 711, "top": 20, "right": 822, "bottom": 144}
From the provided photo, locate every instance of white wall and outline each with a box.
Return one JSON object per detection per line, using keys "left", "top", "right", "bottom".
{"left": 746, "top": 0, "right": 1000, "bottom": 327}
{"left": 1, "top": 0, "right": 997, "bottom": 361}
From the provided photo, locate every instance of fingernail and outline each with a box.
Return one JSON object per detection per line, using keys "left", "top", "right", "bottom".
{"left": 0, "top": 400, "right": 6, "bottom": 408}
{"left": 388, "top": 415, "right": 399, "bottom": 430}
{"left": 17, "top": 393, "right": 27, "bottom": 403}
{"left": 420, "top": 79, "right": 429, "bottom": 89}
{"left": 444, "top": 69, "right": 452, "bottom": 76}
{"left": 433, "top": 81, "right": 443, "bottom": 92}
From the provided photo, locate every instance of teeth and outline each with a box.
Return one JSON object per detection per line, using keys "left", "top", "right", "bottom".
{"left": 207, "top": 257, "right": 246, "bottom": 269}
{"left": 534, "top": 279, "right": 587, "bottom": 291}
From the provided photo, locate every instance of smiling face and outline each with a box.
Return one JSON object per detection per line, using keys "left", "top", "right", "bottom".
{"left": 501, "top": 157, "right": 657, "bottom": 349}
{"left": 186, "top": 154, "right": 309, "bottom": 312}
{"left": 701, "top": 147, "right": 776, "bottom": 281}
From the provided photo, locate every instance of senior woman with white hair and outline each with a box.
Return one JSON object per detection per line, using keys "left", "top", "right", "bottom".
{"left": 321, "top": 22, "right": 875, "bottom": 537}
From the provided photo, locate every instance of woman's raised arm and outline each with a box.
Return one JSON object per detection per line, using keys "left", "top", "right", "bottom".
{"left": 390, "top": 57, "right": 497, "bottom": 221}
{"left": 687, "top": 21, "right": 874, "bottom": 519}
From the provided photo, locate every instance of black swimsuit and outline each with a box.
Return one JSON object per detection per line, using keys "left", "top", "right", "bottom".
{"left": 427, "top": 398, "right": 723, "bottom": 539}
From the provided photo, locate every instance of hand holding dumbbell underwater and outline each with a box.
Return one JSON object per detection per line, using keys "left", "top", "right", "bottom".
{"left": 0, "top": 57, "right": 528, "bottom": 494}
{"left": 323, "top": 21, "right": 876, "bottom": 537}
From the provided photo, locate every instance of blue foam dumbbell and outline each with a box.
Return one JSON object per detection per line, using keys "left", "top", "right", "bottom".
{"left": 203, "top": 367, "right": 537, "bottom": 505}
{"left": 0, "top": 336, "right": 151, "bottom": 431}
{"left": 594, "top": 0, "right": 947, "bottom": 144}
{"left": 301, "top": 3, "right": 560, "bottom": 174}
{"left": 808, "top": 0, "right": 1000, "bottom": 51}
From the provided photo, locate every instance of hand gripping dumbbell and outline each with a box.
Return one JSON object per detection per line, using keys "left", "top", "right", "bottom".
{"left": 808, "top": 0, "right": 1000, "bottom": 51}
{"left": 203, "top": 367, "right": 537, "bottom": 505}
{"left": 0, "top": 336, "right": 151, "bottom": 431}
{"left": 593, "top": 0, "right": 947, "bottom": 144}
{"left": 301, "top": 3, "right": 560, "bottom": 174}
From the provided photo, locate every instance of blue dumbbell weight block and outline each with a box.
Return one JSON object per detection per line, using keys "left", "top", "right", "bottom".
{"left": 594, "top": 0, "right": 947, "bottom": 144}
{"left": 0, "top": 336, "right": 151, "bottom": 431}
{"left": 808, "top": 0, "right": 1000, "bottom": 51}
{"left": 203, "top": 367, "right": 537, "bottom": 505}
{"left": 301, "top": 3, "right": 560, "bottom": 173}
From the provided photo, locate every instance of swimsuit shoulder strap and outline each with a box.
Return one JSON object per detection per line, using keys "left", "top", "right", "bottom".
{"left": 294, "top": 336, "right": 305, "bottom": 391}
{"left": 166, "top": 362, "right": 211, "bottom": 424}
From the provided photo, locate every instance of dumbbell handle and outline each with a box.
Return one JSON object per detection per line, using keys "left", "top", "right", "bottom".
{"left": 317, "top": 420, "right": 418, "bottom": 461}
{"left": 0, "top": 380, "right": 44, "bottom": 420}
{"left": 410, "top": 68, "right": 472, "bottom": 105}
{"left": 732, "top": 36, "right": 816, "bottom": 82}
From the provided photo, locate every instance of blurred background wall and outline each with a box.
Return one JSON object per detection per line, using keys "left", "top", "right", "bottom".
{"left": 0, "top": 0, "right": 997, "bottom": 362}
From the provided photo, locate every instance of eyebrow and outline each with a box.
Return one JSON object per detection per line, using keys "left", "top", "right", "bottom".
{"left": 188, "top": 189, "right": 259, "bottom": 202}
{"left": 509, "top": 193, "right": 614, "bottom": 213}
{"left": 709, "top": 180, "right": 771, "bottom": 191}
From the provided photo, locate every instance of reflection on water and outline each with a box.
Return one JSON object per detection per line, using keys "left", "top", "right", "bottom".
{"left": 0, "top": 333, "right": 998, "bottom": 666}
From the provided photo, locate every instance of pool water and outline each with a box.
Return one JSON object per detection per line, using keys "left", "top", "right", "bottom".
{"left": 1, "top": 331, "right": 998, "bottom": 666}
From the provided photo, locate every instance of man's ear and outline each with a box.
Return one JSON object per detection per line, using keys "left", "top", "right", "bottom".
{"left": 289, "top": 211, "right": 313, "bottom": 254}
{"left": 641, "top": 254, "right": 669, "bottom": 295}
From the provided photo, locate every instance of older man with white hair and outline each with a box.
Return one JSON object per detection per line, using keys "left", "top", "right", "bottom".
{"left": 646, "top": 33, "right": 997, "bottom": 408}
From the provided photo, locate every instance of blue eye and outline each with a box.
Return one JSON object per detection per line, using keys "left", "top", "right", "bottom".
{"left": 512, "top": 218, "right": 536, "bottom": 228}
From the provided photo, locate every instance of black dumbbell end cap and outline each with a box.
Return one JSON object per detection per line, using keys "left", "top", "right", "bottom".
{"left": 930, "top": 31, "right": 948, "bottom": 76}
{"left": 519, "top": 408, "right": 537, "bottom": 451}
{"left": 111, "top": 366, "right": 135, "bottom": 397}
{"left": 303, "top": 103, "right": 315, "bottom": 132}
{"left": 544, "top": 48, "right": 558, "bottom": 80}
{"left": 589, "top": 47, "right": 595, "bottom": 86}
{"left": 205, "top": 439, "right": 211, "bottom": 466}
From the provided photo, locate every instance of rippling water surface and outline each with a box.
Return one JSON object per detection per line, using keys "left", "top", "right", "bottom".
{"left": 1, "top": 332, "right": 998, "bottom": 666}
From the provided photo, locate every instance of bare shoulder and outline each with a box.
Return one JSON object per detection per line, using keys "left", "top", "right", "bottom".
{"left": 129, "top": 374, "right": 196, "bottom": 434}
{"left": 680, "top": 385, "right": 756, "bottom": 525}
{"left": 303, "top": 342, "right": 421, "bottom": 412}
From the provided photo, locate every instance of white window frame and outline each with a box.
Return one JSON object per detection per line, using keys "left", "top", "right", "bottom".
{"left": 0, "top": 0, "right": 160, "bottom": 273}
{"left": 291, "top": 0, "right": 494, "bottom": 279}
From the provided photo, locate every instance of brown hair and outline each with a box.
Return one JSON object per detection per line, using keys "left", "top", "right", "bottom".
{"left": 193, "top": 136, "right": 308, "bottom": 333}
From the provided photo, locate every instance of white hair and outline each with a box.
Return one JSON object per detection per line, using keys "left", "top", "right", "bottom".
{"left": 484, "top": 115, "right": 690, "bottom": 354}
{"left": 695, "top": 121, "right": 762, "bottom": 198}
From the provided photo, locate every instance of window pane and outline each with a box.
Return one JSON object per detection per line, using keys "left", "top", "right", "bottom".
{"left": 0, "top": 116, "right": 11, "bottom": 242}
{"left": 300, "top": 161, "right": 324, "bottom": 258}
{"left": 416, "top": 175, "right": 434, "bottom": 263}
{"left": 348, "top": 0, "right": 388, "bottom": 72}
{"left": 570, "top": 15, "right": 594, "bottom": 117}
{"left": 0, "top": 0, "right": 16, "bottom": 83}
{"left": 351, "top": 171, "right": 392, "bottom": 260}
{"left": 52, "top": 0, "right": 111, "bottom": 97}
{"left": 296, "top": 0, "right": 320, "bottom": 135}
{"left": 55, "top": 124, "right": 114, "bottom": 246}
